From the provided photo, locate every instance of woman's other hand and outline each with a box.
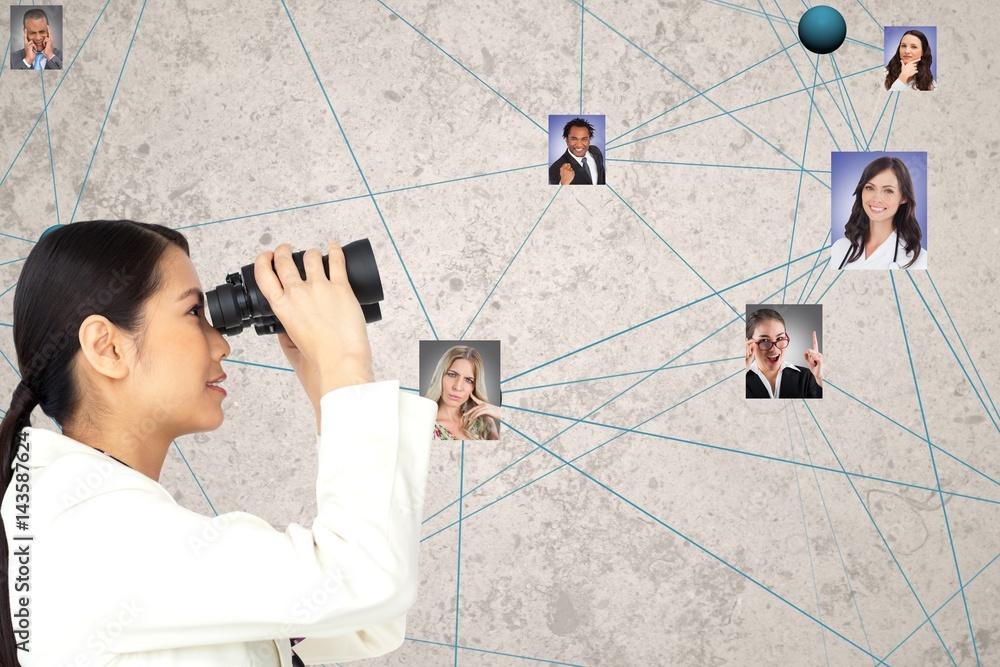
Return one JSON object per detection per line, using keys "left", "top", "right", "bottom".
{"left": 465, "top": 394, "right": 501, "bottom": 423}
{"left": 277, "top": 332, "right": 321, "bottom": 412}
{"left": 466, "top": 395, "right": 501, "bottom": 440}
{"left": 745, "top": 338, "right": 756, "bottom": 371}
{"left": 899, "top": 60, "right": 918, "bottom": 83}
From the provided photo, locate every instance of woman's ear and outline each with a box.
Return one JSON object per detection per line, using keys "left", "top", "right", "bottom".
{"left": 77, "top": 314, "right": 131, "bottom": 380}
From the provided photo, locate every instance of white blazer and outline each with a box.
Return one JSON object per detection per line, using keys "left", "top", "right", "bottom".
{"left": 2, "top": 380, "right": 436, "bottom": 666}
{"left": 831, "top": 232, "right": 928, "bottom": 270}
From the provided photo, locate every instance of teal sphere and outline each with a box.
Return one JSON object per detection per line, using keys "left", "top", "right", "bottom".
{"left": 39, "top": 224, "right": 63, "bottom": 241}
{"left": 798, "top": 6, "right": 847, "bottom": 55}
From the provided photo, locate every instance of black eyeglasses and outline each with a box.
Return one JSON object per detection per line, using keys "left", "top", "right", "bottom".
{"left": 752, "top": 336, "right": 790, "bottom": 351}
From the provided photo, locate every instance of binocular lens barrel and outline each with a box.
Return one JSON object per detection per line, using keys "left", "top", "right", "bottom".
{"left": 205, "top": 238, "right": 384, "bottom": 336}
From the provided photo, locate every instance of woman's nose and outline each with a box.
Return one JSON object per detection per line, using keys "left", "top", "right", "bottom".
{"left": 212, "top": 329, "right": 231, "bottom": 360}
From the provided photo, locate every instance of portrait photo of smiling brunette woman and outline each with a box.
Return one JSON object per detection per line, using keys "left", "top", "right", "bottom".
{"left": 830, "top": 152, "right": 928, "bottom": 271}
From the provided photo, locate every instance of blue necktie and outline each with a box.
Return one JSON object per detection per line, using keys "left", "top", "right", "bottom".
{"left": 33, "top": 53, "right": 44, "bottom": 70}
{"left": 581, "top": 156, "right": 593, "bottom": 184}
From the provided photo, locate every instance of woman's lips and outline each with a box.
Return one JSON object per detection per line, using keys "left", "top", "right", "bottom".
{"left": 869, "top": 204, "right": 886, "bottom": 214}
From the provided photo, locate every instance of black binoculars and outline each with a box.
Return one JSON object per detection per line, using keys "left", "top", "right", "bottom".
{"left": 205, "top": 239, "right": 384, "bottom": 336}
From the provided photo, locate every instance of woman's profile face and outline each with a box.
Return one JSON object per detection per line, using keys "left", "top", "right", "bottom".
{"left": 860, "top": 168, "right": 905, "bottom": 227}
{"left": 751, "top": 319, "right": 788, "bottom": 372}
{"left": 125, "top": 246, "right": 231, "bottom": 437}
{"left": 898, "top": 34, "right": 923, "bottom": 63}
{"left": 440, "top": 358, "right": 475, "bottom": 409}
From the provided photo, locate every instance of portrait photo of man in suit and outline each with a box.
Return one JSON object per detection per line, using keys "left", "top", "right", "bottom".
{"left": 548, "top": 116, "right": 606, "bottom": 185}
{"left": 10, "top": 6, "right": 63, "bottom": 70}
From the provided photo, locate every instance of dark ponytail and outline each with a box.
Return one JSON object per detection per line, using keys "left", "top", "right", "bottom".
{"left": 1, "top": 220, "right": 189, "bottom": 666}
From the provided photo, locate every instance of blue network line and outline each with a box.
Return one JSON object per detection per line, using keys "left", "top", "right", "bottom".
{"left": 608, "top": 184, "right": 744, "bottom": 322}
{"left": 503, "top": 243, "right": 828, "bottom": 385}
{"left": 881, "top": 93, "right": 902, "bottom": 152}
{"left": 5, "top": 1, "right": 990, "bottom": 663}
{"left": 68, "top": 0, "right": 151, "bottom": 225}
{"left": 607, "top": 157, "right": 829, "bottom": 175}
{"left": 879, "top": 549, "right": 1000, "bottom": 663}
{"left": 757, "top": 2, "right": 844, "bottom": 153}
{"left": 462, "top": 187, "right": 561, "bottom": 338}
{"left": 702, "top": 0, "right": 882, "bottom": 52}
{"left": 451, "top": 441, "right": 465, "bottom": 665}
{"left": 890, "top": 272, "right": 980, "bottom": 665}
{"left": 608, "top": 44, "right": 795, "bottom": 146}
{"left": 404, "top": 636, "right": 587, "bottom": 666}
{"left": 578, "top": 0, "right": 585, "bottom": 114}
{"left": 797, "top": 231, "right": 831, "bottom": 304}
{"left": 790, "top": 402, "right": 877, "bottom": 665}
{"left": 906, "top": 274, "right": 1000, "bottom": 436}
{"left": 0, "top": 0, "right": 158, "bottom": 197}
{"left": 781, "top": 52, "right": 821, "bottom": 303}
{"left": 491, "top": 404, "right": 1000, "bottom": 508}
{"left": 803, "top": 401, "right": 959, "bottom": 665}
{"left": 39, "top": 68, "right": 61, "bottom": 227}
{"left": 826, "top": 380, "right": 1000, "bottom": 489}
{"left": 375, "top": 0, "right": 547, "bottom": 133}
{"left": 504, "top": 356, "right": 742, "bottom": 394}
{"left": 281, "top": 0, "right": 438, "bottom": 340}
{"left": 571, "top": 0, "right": 842, "bottom": 188}
{"left": 926, "top": 272, "right": 1000, "bottom": 422}
{"left": 768, "top": 0, "right": 869, "bottom": 152}
{"left": 173, "top": 163, "right": 545, "bottom": 232}
{"left": 608, "top": 62, "right": 881, "bottom": 186}
{"left": 500, "top": 421, "right": 889, "bottom": 663}
{"left": 784, "top": 404, "right": 832, "bottom": 666}
{"left": 426, "top": 262, "right": 837, "bottom": 530}
{"left": 171, "top": 440, "right": 218, "bottom": 517}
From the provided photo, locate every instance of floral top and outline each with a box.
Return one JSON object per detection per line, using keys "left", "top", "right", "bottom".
{"left": 433, "top": 421, "right": 457, "bottom": 440}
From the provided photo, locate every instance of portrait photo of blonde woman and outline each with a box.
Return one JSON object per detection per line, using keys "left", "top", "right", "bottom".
{"left": 419, "top": 341, "right": 501, "bottom": 441}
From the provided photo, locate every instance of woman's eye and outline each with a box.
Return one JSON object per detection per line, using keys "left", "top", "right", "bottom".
{"left": 466, "top": 378, "right": 473, "bottom": 384}
{"left": 188, "top": 305, "right": 203, "bottom": 317}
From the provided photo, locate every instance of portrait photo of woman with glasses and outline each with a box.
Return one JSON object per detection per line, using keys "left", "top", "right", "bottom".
{"left": 745, "top": 306, "right": 823, "bottom": 399}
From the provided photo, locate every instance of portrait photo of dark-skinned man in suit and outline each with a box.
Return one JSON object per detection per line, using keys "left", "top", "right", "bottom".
{"left": 548, "top": 117, "right": 606, "bottom": 185}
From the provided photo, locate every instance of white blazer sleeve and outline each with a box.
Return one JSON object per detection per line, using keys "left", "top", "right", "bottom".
{"left": 44, "top": 380, "right": 435, "bottom": 657}
{"left": 291, "top": 385, "right": 436, "bottom": 663}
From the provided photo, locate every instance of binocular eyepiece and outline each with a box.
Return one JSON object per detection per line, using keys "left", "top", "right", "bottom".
{"left": 205, "top": 238, "right": 384, "bottom": 336}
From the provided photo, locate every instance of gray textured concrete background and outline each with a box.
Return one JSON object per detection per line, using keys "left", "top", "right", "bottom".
{"left": 2, "top": 0, "right": 998, "bottom": 665}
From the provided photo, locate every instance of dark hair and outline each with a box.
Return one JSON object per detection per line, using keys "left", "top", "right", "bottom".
{"left": 22, "top": 8, "right": 49, "bottom": 26}
{"left": 0, "top": 220, "right": 188, "bottom": 667}
{"left": 884, "top": 30, "right": 934, "bottom": 91}
{"left": 746, "top": 308, "right": 785, "bottom": 340}
{"left": 562, "top": 117, "right": 595, "bottom": 139}
{"left": 841, "top": 156, "right": 922, "bottom": 269}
